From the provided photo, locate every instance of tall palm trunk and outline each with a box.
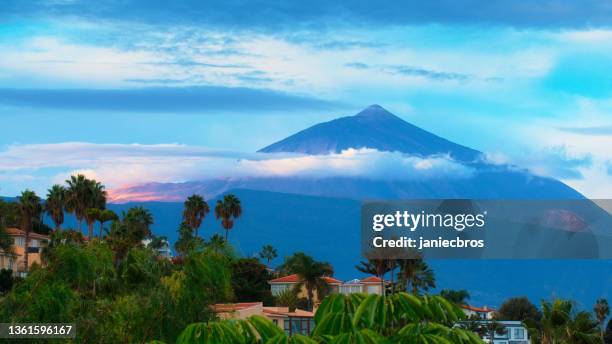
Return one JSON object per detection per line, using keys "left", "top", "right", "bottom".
{"left": 23, "top": 217, "right": 32, "bottom": 273}
{"left": 87, "top": 221, "right": 94, "bottom": 240}
{"left": 24, "top": 230, "right": 30, "bottom": 273}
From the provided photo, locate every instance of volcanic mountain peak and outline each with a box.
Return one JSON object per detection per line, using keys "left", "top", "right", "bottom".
{"left": 258, "top": 104, "right": 481, "bottom": 161}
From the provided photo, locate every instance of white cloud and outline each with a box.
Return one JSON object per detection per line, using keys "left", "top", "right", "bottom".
{"left": 0, "top": 143, "right": 474, "bottom": 195}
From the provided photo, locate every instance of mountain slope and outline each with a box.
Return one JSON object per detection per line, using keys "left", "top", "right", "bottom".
{"left": 259, "top": 104, "right": 481, "bottom": 161}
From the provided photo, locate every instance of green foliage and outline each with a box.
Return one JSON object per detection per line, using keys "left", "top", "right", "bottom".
{"left": 166, "top": 293, "right": 481, "bottom": 343}
{"left": 440, "top": 289, "right": 470, "bottom": 305}
{"left": 259, "top": 244, "right": 278, "bottom": 265}
{"left": 183, "top": 194, "right": 210, "bottom": 236}
{"left": 215, "top": 194, "right": 242, "bottom": 241}
{"left": 539, "top": 299, "right": 601, "bottom": 344}
{"left": 279, "top": 252, "right": 334, "bottom": 310}
{"left": 0, "top": 237, "right": 234, "bottom": 343}
{"left": 0, "top": 269, "right": 77, "bottom": 322}
{"left": 0, "top": 268, "right": 15, "bottom": 294}
{"left": 496, "top": 296, "right": 542, "bottom": 327}
{"left": 175, "top": 221, "right": 205, "bottom": 256}
{"left": 276, "top": 288, "right": 299, "bottom": 311}
{"left": 45, "top": 184, "right": 66, "bottom": 230}
{"left": 0, "top": 222, "right": 11, "bottom": 251}
{"left": 232, "top": 257, "right": 274, "bottom": 305}
{"left": 0, "top": 198, "right": 20, "bottom": 228}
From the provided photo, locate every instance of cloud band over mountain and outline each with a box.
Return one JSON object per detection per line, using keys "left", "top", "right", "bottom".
{"left": 0, "top": 143, "right": 475, "bottom": 195}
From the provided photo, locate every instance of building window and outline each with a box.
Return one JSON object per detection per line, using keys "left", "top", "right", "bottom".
{"left": 286, "top": 317, "right": 315, "bottom": 336}
{"left": 513, "top": 328, "right": 525, "bottom": 339}
{"left": 271, "top": 284, "right": 289, "bottom": 296}
{"left": 272, "top": 319, "right": 278, "bottom": 326}
{"left": 13, "top": 237, "right": 25, "bottom": 247}
{"left": 340, "top": 285, "right": 360, "bottom": 294}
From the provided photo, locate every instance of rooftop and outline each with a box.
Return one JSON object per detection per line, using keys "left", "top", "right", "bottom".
{"left": 5, "top": 228, "right": 50, "bottom": 240}
{"left": 269, "top": 273, "right": 342, "bottom": 285}
{"left": 460, "top": 304, "right": 495, "bottom": 313}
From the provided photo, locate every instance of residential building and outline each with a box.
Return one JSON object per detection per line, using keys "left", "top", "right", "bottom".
{"left": 476, "top": 320, "right": 531, "bottom": 344}
{"left": 269, "top": 274, "right": 342, "bottom": 303}
{"left": 142, "top": 237, "right": 173, "bottom": 258}
{"left": 212, "top": 302, "right": 315, "bottom": 336}
{"left": 3, "top": 228, "right": 49, "bottom": 277}
{"left": 338, "top": 277, "right": 389, "bottom": 295}
{"left": 461, "top": 304, "right": 495, "bottom": 320}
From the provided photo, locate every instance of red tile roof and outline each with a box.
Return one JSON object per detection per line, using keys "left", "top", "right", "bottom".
{"left": 5, "top": 228, "right": 49, "bottom": 240}
{"left": 212, "top": 302, "right": 261, "bottom": 312}
{"left": 461, "top": 304, "right": 495, "bottom": 313}
{"left": 269, "top": 273, "right": 342, "bottom": 285}
{"left": 322, "top": 276, "right": 342, "bottom": 285}
{"left": 263, "top": 307, "right": 314, "bottom": 318}
{"left": 360, "top": 276, "right": 389, "bottom": 284}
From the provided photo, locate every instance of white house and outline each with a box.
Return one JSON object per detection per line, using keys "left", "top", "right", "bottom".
{"left": 338, "top": 277, "right": 389, "bottom": 295}
{"left": 142, "top": 238, "right": 173, "bottom": 258}
{"left": 481, "top": 320, "right": 531, "bottom": 344}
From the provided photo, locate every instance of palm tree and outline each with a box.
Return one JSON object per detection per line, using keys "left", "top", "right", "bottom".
{"left": 17, "top": 190, "right": 42, "bottom": 273}
{"left": 259, "top": 244, "right": 277, "bottom": 265}
{"left": 45, "top": 184, "right": 66, "bottom": 231}
{"left": 182, "top": 194, "right": 210, "bottom": 237}
{"left": 279, "top": 252, "right": 333, "bottom": 311}
{"left": 85, "top": 180, "right": 107, "bottom": 239}
{"left": 214, "top": 194, "right": 242, "bottom": 241}
{"left": 86, "top": 208, "right": 101, "bottom": 239}
{"left": 540, "top": 299, "right": 600, "bottom": 344}
{"left": 65, "top": 174, "right": 90, "bottom": 232}
{"left": 397, "top": 259, "right": 436, "bottom": 295}
{"left": 356, "top": 259, "right": 390, "bottom": 296}
{"left": 440, "top": 289, "right": 470, "bottom": 305}
{"left": 207, "top": 233, "right": 226, "bottom": 253}
{"left": 124, "top": 206, "right": 154, "bottom": 238}
{"left": 97, "top": 209, "right": 118, "bottom": 237}
{"left": 595, "top": 299, "right": 610, "bottom": 341}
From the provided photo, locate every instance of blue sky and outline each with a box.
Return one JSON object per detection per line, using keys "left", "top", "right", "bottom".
{"left": 0, "top": 0, "right": 611, "bottom": 198}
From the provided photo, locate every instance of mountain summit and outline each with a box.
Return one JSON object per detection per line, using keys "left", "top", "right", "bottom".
{"left": 258, "top": 105, "right": 480, "bottom": 161}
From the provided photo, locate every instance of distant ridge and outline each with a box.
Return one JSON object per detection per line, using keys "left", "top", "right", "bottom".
{"left": 259, "top": 104, "right": 481, "bottom": 161}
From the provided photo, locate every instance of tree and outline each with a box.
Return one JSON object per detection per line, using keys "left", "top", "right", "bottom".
{"left": 97, "top": 209, "right": 118, "bottom": 237}
{"left": 214, "top": 194, "right": 242, "bottom": 241}
{"left": 397, "top": 259, "right": 436, "bottom": 295}
{"left": 440, "top": 289, "right": 470, "bottom": 305}
{"left": 45, "top": 184, "right": 66, "bottom": 231}
{"left": 605, "top": 318, "right": 612, "bottom": 344}
{"left": 259, "top": 244, "right": 277, "bottom": 265}
{"left": 86, "top": 208, "right": 102, "bottom": 239}
{"left": 85, "top": 180, "right": 107, "bottom": 239}
{"left": 17, "top": 190, "right": 42, "bottom": 273}
{"left": 497, "top": 297, "right": 542, "bottom": 327}
{"left": 540, "top": 299, "right": 600, "bottom": 344}
{"left": 595, "top": 299, "right": 610, "bottom": 341}
{"left": 65, "top": 174, "right": 91, "bottom": 232}
{"left": 124, "top": 206, "right": 154, "bottom": 238}
{"left": 275, "top": 288, "right": 298, "bottom": 312}
{"left": 356, "top": 259, "right": 390, "bottom": 296}
{"left": 231, "top": 258, "right": 273, "bottom": 305}
{"left": 278, "top": 252, "right": 333, "bottom": 311}
{"left": 206, "top": 234, "right": 226, "bottom": 253}
{"left": 105, "top": 207, "right": 153, "bottom": 267}
{"left": 182, "top": 194, "right": 209, "bottom": 237}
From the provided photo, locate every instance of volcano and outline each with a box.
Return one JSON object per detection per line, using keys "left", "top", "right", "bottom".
{"left": 109, "top": 105, "right": 583, "bottom": 202}
{"left": 259, "top": 104, "right": 480, "bottom": 161}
